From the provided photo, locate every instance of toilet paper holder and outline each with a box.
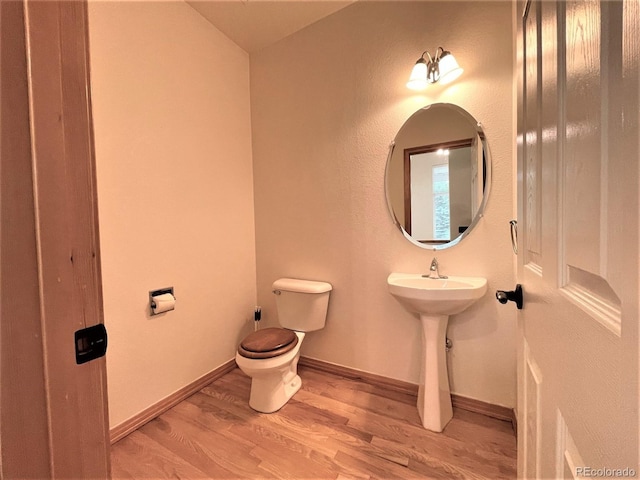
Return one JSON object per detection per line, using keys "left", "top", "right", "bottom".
{"left": 149, "top": 287, "right": 175, "bottom": 316}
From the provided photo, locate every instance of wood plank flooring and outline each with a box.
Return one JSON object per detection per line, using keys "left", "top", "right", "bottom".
{"left": 111, "top": 366, "right": 517, "bottom": 479}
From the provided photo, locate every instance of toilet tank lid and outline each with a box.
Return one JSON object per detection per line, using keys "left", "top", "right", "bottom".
{"left": 272, "top": 278, "right": 332, "bottom": 294}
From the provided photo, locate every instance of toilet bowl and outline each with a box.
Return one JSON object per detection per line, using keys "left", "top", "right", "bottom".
{"left": 235, "top": 278, "right": 331, "bottom": 413}
{"left": 235, "top": 330, "right": 305, "bottom": 413}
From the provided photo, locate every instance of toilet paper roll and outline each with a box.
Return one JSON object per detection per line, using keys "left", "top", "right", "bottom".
{"left": 152, "top": 293, "right": 175, "bottom": 314}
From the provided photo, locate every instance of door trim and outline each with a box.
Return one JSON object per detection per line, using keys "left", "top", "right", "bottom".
{"left": 1, "top": 1, "right": 111, "bottom": 477}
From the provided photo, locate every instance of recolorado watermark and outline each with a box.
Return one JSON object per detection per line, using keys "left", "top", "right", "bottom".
{"left": 576, "top": 466, "right": 637, "bottom": 478}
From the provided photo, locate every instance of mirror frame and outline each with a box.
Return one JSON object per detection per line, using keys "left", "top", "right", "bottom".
{"left": 384, "top": 103, "right": 491, "bottom": 250}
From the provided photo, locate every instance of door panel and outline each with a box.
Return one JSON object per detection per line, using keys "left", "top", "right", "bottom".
{"left": 523, "top": 341, "right": 542, "bottom": 479}
{"left": 517, "top": 0, "right": 638, "bottom": 477}
{"left": 524, "top": 0, "right": 542, "bottom": 271}
{"left": 563, "top": 1, "right": 622, "bottom": 336}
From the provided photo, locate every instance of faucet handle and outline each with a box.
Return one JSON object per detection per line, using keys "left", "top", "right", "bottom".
{"left": 427, "top": 257, "right": 447, "bottom": 279}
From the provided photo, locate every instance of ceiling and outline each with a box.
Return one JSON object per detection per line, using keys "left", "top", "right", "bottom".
{"left": 186, "top": 1, "right": 356, "bottom": 53}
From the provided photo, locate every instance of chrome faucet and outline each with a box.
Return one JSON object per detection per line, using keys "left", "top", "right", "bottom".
{"left": 425, "top": 257, "right": 447, "bottom": 279}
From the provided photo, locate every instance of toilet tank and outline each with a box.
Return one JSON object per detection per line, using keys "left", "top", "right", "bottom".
{"left": 272, "top": 278, "right": 332, "bottom": 332}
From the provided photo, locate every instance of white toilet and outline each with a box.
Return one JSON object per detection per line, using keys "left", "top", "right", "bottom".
{"left": 235, "top": 278, "right": 332, "bottom": 413}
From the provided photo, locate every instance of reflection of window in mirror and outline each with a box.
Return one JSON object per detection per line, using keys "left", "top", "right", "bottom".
{"left": 404, "top": 139, "right": 474, "bottom": 243}
{"left": 432, "top": 163, "right": 450, "bottom": 241}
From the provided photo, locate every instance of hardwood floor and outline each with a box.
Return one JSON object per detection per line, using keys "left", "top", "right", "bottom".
{"left": 111, "top": 366, "right": 517, "bottom": 479}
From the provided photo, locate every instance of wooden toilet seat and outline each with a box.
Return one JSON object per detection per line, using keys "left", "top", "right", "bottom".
{"left": 237, "top": 327, "right": 298, "bottom": 359}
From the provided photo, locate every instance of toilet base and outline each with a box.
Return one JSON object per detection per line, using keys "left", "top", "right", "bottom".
{"left": 249, "top": 370, "right": 302, "bottom": 413}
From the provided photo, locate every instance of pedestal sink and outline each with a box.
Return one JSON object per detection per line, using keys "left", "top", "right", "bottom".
{"left": 387, "top": 273, "right": 487, "bottom": 432}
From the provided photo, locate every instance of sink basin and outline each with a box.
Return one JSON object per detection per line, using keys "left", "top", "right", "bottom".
{"left": 387, "top": 273, "right": 487, "bottom": 315}
{"left": 387, "top": 272, "right": 487, "bottom": 432}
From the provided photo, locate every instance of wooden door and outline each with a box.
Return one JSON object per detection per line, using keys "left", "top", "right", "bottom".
{"left": 0, "top": 1, "right": 110, "bottom": 477}
{"left": 516, "top": 0, "right": 638, "bottom": 477}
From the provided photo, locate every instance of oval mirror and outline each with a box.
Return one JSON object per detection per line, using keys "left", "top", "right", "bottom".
{"left": 385, "top": 103, "right": 490, "bottom": 249}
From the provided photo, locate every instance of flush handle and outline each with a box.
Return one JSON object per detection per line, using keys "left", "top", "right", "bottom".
{"left": 496, "top": 284, "right": 523, "bottom": 310}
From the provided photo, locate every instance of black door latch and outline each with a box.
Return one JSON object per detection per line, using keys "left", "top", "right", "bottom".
{"left": 75, "top": 324, "right": 108, "bottom": 365}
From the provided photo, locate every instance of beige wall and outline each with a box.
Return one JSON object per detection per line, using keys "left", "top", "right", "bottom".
{"left": 251, "top": 1, "right": 516, "bottom": 407}
{"left": 88, "top": 1, "right": 256, "bottom": 427}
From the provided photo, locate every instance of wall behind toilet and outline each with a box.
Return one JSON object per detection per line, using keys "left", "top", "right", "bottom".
{"left": 250, "top": 1, "right": 517, "bottom": 408}
{"left": 88, "top": 2, "right": 256, "bottom": 428}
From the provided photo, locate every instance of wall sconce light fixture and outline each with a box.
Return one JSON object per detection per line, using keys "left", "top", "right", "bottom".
{"left": 406, "top": 47, "right": 463, "bottom": 90}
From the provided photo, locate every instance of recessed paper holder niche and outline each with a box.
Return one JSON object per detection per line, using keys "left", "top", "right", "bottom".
{"left": 149, "top": 287, "right": 176, "bottom": 316}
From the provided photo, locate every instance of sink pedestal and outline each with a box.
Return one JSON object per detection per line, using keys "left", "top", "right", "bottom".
{"left": 417, "top": 314, "right": 453, "bottom": 432}
{"left": 386, "top": 273, "right": 487, "bottom": 433}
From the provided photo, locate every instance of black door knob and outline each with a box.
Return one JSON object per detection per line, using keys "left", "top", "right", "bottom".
{"left": 495, "top": 284, "right": 523, "bottom": 309}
